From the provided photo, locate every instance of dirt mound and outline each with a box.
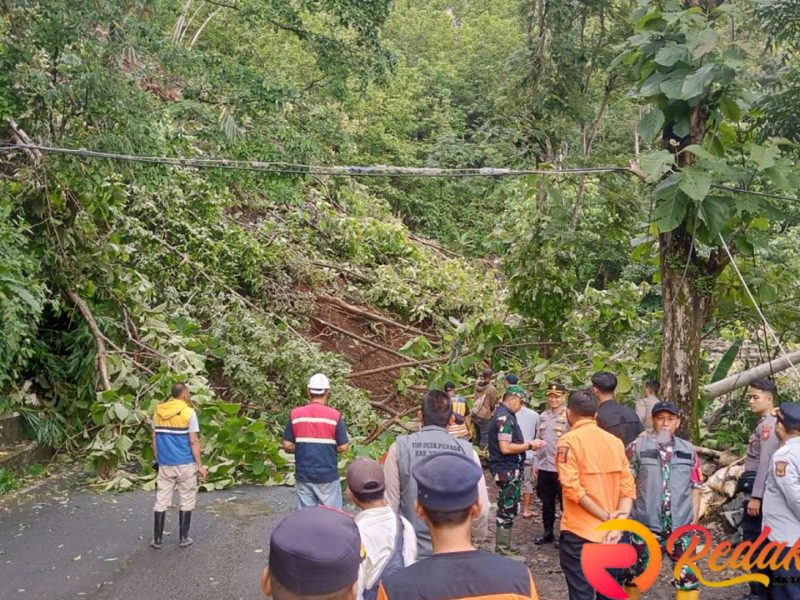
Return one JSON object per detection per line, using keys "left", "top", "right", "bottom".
{"left": 309, "top": 295, "right": 426, "bottom": 402}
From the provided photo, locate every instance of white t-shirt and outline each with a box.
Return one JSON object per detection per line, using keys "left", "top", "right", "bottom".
{"left": 355, "top": 505, "right": 417, "bottom": 599}
{"left": 188, "top": 411, "right": 199, "bottom": 433}
{"left": 515, "top": 406, "right": 540, "bottom": 461}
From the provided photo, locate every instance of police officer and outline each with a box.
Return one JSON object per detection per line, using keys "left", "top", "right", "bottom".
{"left": 762, "top": 402, "right": 800, "bottom": 600}
{"left": 622, "top": 401, "right": 703, "bottom": 600}
{"left": 489, "top": 385, "right": 546, "bottom": 558}
{"left": 534, "top": 381, "right": 569, "bottom": 547}
{"left": 261, "top": 506, "right": 363, "bottom": 600}
{"left": 740, "top": 379, "right": 780, "bottom": 600}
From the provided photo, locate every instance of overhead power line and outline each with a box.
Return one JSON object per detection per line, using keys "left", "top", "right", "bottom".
{"left": 2, "top": 142, "right": 799, "bottom": 205}
{"left": 0, "top": 142, "right": 629, "bottom": 178}
{"left": 717, "top": 232, "right": 800, "bottom": 381}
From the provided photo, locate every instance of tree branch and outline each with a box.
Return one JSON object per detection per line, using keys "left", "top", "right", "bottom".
{"left": 66, "top": 290, "right": 111, "bottom": 391}
{"left": 310, "top": 316, "right": 413, "bottom": 361}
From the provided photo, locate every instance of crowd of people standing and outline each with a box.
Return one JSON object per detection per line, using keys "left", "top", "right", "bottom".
{"left": 148, "top": 370, "right": 800, "bottom": 600}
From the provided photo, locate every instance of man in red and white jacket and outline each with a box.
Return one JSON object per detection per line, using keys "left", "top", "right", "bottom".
{"left": 282, "top": 373, "right": 350, "bottom": 509}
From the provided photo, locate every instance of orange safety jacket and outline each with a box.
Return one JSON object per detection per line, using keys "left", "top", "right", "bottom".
{"left": 556, "top": 418, "right": 636, "bottom": 543}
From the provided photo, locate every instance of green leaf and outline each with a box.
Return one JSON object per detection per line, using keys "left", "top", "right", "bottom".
{"left": 639, "top": 150, "right": 674, "bottom": 181}
{"left": 655, "top": 42, "right": 688, "bottom": 67}
{"left": 219, "top": 402, "right": 241, "bottom": 416}
{"left": 710, "top": 338, "right": 742, "bottom": 383}
{"left": 688, "top": 29, "right": 718, "bottom": 58}
{"left": 750, "top": 144, "right": 779, "bottom": 170}
{"left": 721, "top": 97, "right": 741, "bottom": 121}
{"left": 661, "top": 75, "right": 688, "bottom": 100}
{"left": 682, "top": 144, "right": 714, "bottom": 160}
{"left": 616, "top": 374, "right": 633, "bottom": 395}
{"left": 759, "top": 283, "right": 778, "bottom": 304}
{"left": 678, "top": 167, "right": 712, "bottom": 202}
{"left": 698, "top": 196, "right": 733, "bottom": 234}
{"left": 766, "top": 166, "right": 792, "bottom": 191}
{"left": 251, "top": 460, "right": 266, "bottom": 476}
{"left": 673, "top": 117, "right": 690, "bottom": 138}
{"left": 653, "top": 188, "right": 690, "bottom": 232}
{"left": 639, "top": 108, "right": 665, "bottom": 141}
{"left": 640, "top": 73, "right": 667, "bottom": 96}
{"left": 681, "top": 65, "right": 716, "bottom": 99}
{"left": 113, "top": 403, "right": 130, "bottom": 421}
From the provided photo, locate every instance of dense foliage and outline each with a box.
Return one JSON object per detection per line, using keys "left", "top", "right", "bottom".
{"left": 0, "top": 0, "right": 798, "bottom": 487}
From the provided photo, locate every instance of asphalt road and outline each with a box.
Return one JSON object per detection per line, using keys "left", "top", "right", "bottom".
{"left": 0, "top": 476, "right": 294, "bottom": 600}
{"left": 0, "top": 473, "right": 754, "bottom": 600}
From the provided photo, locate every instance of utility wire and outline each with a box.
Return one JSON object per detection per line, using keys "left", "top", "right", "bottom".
{"left": 0, "top": 142, "right": 629, "bottom": 178}
{"left": 717, "top": 232, "right": 800, "bottom": 380}
{"left": 3, "top": 141, "right": 800, "bottom": 205}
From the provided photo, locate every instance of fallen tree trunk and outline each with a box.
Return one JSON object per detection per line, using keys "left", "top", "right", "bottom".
{"left": 704, "top": 348, "right": 800, "bottom": 400}
{"left": 317, "top": 294, "right": 431, "bottom": 337}
{"left": 310, "top": 316, "right": 412, "bottom": 361}
{"left": 66, "top": 290, "right": 112, "bottom": 391}
{"left": 348, "top": 356, "right": 450, "bottom": 379}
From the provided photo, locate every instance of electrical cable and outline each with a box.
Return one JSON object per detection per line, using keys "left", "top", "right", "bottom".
{"left": 717, "top": 232, "right": 800, "bottom": 379}
{"left": 0, "top": 142, "right": 630, "bottom": 178}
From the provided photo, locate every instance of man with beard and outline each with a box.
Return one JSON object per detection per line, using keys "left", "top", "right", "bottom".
{"left": 621, "top": 401, "right": 703, "bottom": 600}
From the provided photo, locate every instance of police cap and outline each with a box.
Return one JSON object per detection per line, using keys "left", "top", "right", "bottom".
{"left": 412, "top": 451, "right": 483, "bottom": 511}
{"left": 547, "top": 381, "right": 567, "bottom": 395}
{"left": 269, "top": 507, "right": 362, "bottom": 595}
{"left": 777, "top": 402, "right": 800, "bottom": 429}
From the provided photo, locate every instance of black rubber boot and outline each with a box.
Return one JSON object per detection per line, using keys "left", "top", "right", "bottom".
{"left": 151, "top": 511, "right": 166, "bottom": 549}
{"left": 534, "top": 531, "right": 554, "bottom": 545}
{"left": 178, "top": 510, "right": 193, "bottom": 547}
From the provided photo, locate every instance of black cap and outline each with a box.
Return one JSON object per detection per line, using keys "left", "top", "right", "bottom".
{"left": 412, "top": 451, "right": 483, "bottom": 511}
{"left": 269, "top": 507, "right": 362, "bottom": 595}
{"left": 652, "top": 401, "right": 680, "bottom": 417}
{"left": 505, "top": 374, "right": 519, "bottom": 385}
{"left": 777, "top": 402, "right": 800, "bottom": 429}
{"left": 547, "top": 381, "right": 567, "bottom": 395}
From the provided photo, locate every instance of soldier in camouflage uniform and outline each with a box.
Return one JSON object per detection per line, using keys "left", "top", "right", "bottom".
{"left": 488, "top": 385, "right": 546, "bottom": 560}
{"left": 534, "top": 381, "right": 569, "bottom": 547}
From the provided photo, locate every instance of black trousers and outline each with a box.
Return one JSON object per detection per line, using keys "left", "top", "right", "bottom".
{"left": 769, "top": 546, "right": 800, "bottom": 600}
{"left": 559, "top": 531, "right": 619, "bottom": 600}
{"left": 537, "top": 469, "right": 562, "bottom": 534}
{"left": 742, "top": 498, "right": 770, "bottom": 599}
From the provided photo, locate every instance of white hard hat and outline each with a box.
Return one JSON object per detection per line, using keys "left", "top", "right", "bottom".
{"left": 308, "top": 373, "right": 331, "bottom": 394}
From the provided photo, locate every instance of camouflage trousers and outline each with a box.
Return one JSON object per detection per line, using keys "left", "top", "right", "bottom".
{"left": 622, "top": 530, "right": 700, "bottom": 591}
{"left": 494, "top": 469, "right": 521, "bottom": 530}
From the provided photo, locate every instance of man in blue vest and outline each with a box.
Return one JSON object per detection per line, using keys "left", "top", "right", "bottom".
{"left": 621, "top": 401, "right": 703, "bottom": 600}
{"left": 151, "top": 383, "right": 207, "bottom": 548}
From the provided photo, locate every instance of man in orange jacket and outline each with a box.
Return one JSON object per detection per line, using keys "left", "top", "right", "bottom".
{"left": 556, "top": 388, "right": 636, "bottom": 600}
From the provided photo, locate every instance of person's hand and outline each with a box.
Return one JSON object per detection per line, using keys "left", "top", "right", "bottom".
{"left": 608, "top": 510, "right": 630, "bottom": 521}
{"left": 198, "top": 464, "right": 208, "bottom": 482}
{"left": 534, "top": 468, "right": 539, "bottom": 478}
{"left": 603, "top": 530, "right": 624, "bottom": 545}
{"left": 747, "top": 498, "right": 761, "bottom": 516}
{"left": 529, "top": 440, "right": 547, "bottom": 450}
